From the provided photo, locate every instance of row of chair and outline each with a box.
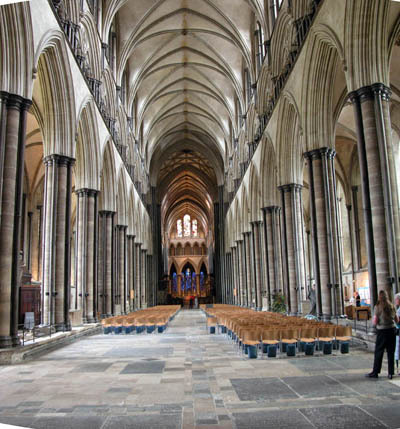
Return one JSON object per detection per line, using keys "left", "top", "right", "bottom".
{"left": 204, "top": 305, "right": 353, "bottom": 359}
{"left": 101, "top": 305, "right": 180, "bottom": 335}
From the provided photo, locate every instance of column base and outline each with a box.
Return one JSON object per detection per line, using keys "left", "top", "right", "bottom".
{"left": 55, "top": 323, "right": 72, "bottom": 332}
{"left": 12, "top": 336, "right": 21, "bottom": 347}
{"left": 0, "top": 335, "right": 13, "bottom": 349}
{"left": 86, "top": 317, "right": 96, "bottom": 324}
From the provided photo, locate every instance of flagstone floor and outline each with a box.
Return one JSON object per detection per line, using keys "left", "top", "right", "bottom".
{"left": 0, "top": 309, "right": 399, "bottom": 429}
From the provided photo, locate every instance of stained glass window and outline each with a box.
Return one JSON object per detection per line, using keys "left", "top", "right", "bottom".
{"left": 184, "top": 214, "right": 191, "bottom": 237}
{"left": 192, "top": 219, "right": 198, "bottom": 237}
{"left": 177, "top": 219, "right": 183, "bottom": 237}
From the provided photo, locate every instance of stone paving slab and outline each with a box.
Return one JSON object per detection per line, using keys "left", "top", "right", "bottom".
{"left": 0, "top": 309, "right": 399, "bottom": 429}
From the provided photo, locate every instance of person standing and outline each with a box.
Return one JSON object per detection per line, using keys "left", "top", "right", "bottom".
{"left": 355, "top": 291, "right": 361, "bottom": 307}
{"left": 366, "top": 290, "right": 399, "bottom": 379}
{"left": 308, "top": 284, "right": 317, "bottom": 316}
{"left": 395, "top": 293, "right": 400, "bottom": 375}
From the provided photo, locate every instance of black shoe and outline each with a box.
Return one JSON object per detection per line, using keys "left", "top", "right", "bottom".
{"left": 388, "top": 374, "right": 393, "bottom": 380}
{"left": 366, "top": 372, "right": 378, "bottom": 378}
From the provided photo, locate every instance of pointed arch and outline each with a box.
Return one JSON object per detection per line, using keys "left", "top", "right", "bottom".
{"left": 99, "top": 140, "right": 117, "bottom": 211}
{"left": 0, "top": 1, "right": 33, "bottom": 98}
{"left": 34, "top": 30, "right": 76, "bottom": 157}
{"left": 75, "top": 97, "right": 100, "bottom": 190}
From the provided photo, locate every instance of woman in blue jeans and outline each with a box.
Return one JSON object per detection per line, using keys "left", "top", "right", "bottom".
{"left": 366, "top": 290, "right": 399, "bottom": 379}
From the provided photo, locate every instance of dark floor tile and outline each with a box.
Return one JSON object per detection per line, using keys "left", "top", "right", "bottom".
{"left": 104, "top": 347, "right": 173, "bottom": 358}
{"left": 327, "top": 355, "right": 372, "bottom": 370}
{"left": 282, "top": 375, "right": 355, "bottom": 398}
{"left": 330, "top": 373, "right": 400, "bottom": 396}
{"left": 120, "top": 361, "right": 165, "bottom": 374}
{"left": 360, "top": 403, "right": 400, "bottom": 428}
{"left": 19, "top": 402, "right": 44, "bottom": 407}
{"left": 102, "top": 414, "right": 181, "bottom": 429}
{"left": 230, "top": 377, "right": 298, "bottom": 401}
{"left": 33, "top": 416, "right": 105, "bottom": 429}
{"left": 299, "top": 405, "right": 386, "bottom": 428}
{"left": 288, "top": 358, "right": 340, "bottom": 372}
{"left": 107, "top": 387, "right": 132, "bottom": 393}
{"left": 233, "top": 410, "right": 313, "bottom": 429}
{"left": 72, "top": 363, "right": 113, "bottom": 373}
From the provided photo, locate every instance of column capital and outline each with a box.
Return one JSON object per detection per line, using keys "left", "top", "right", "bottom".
{"left": 303, "top": 147, "right": 336, "bottom": 161}
{"left": 44, "top": 154, "right": 75, "bottom": 167}
{"left": 116, "top": 224, "right": 128, "bottom": 231}
{"left": 243, "top": 231, "right": 251, "bottom": 237}
{"left": 75, "top": 188, "right": 99, "bottom": 197}
{"left": 262, "top": 205, "right": 281, "bottom": 213}
{"left": 135, "top": 242, "right": 142, "bottom": 248}
{"left": 278, "top": 183, "right": 303, "bottom": 192}
{"left": 98, "top": 210, "right": 115, "bottom": 217}
{"left": 0, "top": 91, "right": 32, "bottom": 111}
{"left": 348, "top": 83, "right": 391, "bottom": 104}
{"left": 235, "top": 239, "right": 243, "bottom": 244}
{"left": 127, "top": 234, "right": 135, "bottom": 240}
{"left": 250, "top": 220, "right": 263, "bottom": 227}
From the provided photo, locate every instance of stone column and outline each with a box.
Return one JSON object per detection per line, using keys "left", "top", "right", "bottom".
{"left": 98, "top": 211, "right": 114, "bottom": 317}
{"left": 243, "top": 232, "right": 253, "bottom": 307}
{"left": 135, "top": 243, "right": 142, "bottom": 308}
{"left": 75, "top": 189, "right": 98, "bottom": 323}
{"left": 262, "top": 206, "right": 283, "bottom": 308}
{"left": 349, "top": 84, "right": 399, "bottom": 303}
{"left": 0, "top": 92, "right": 31, "bottom": 348}
{"left": 42, "top": 154, "right": 75, "bottom": 331}
{"left": 251, "top": 221, "right": 263, "bottom": 310}
{"left": 116, "top": 225, "right": 127, "bottom": 314}
{"left": 127, "top": 235, "right": 135, "bottom": 312}
{"left": 141, "top": 249, "right": 147, "bottom": 307}
{"left": 279, "top": 184, "right": 306, "bottom": 315}
{"left": 232, "top": 246, "right": 239, "bottom": 305}
{"left": 304, "top": 148, "right": 344, "bottom": 319}
{"left": 236, "top": 240, "right": 245, "bottom": 306}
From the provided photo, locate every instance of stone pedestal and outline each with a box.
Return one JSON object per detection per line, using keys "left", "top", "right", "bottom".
{"left": 0, "top": 92, "right": 31, "bottom": 348}
{"left": 243, "top": 232, "right": 253, "bottom": 307}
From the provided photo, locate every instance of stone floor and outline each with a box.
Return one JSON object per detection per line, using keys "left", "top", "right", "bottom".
{"left": 0, "top": 310, "right": 399, "bottom": 429}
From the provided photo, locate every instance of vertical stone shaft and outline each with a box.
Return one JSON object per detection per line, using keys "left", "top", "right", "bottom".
{"left": 98, "top": 211, "right": 114, "bottom": 317}
{"left": 280, "top": 184, "right": 305, "bottom": 315}
{"left": 76, "top": 189, "right": 98, "bottom": 323}
{"left": 127, "top": 235, "right": 135, "bottom": 312}
{"left": 305, "top": 148, "right": 343, "bottom": 319}
{"left": 135, "top": 243, "right": 142, "bottom": 308}
{"left": 232, "top": 246, "right": 239, "bottom": 305}
{"left": 243, "top": 232, "right": 253, "bottom": 306}
{"left": 350, "top": 84, "right": 399, "bottom": 304}
{"left": 116, "top": 225, "right": 127, "bottom": 314}
{"left": 236, "top": 240, "right": 245, "bottom": 306}
{"left": 251, "top": 222, "right": 263, "bottom": 310}
{"left": 0, "top": 92, "right": 31, "bottom": 348}
{"left": 42, "top": 155, "right": 74, "bottom": 331}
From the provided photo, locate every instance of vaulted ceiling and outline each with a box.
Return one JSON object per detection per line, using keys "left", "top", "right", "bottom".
{"left": 105, "top": 0, "right": 262, "bottom": 237}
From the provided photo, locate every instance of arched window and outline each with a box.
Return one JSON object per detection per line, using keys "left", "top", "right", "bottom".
{"left": 177, "top": 219, "right": 183, "bottom": 237}
{"left": 270, "top": 0, "right": 283, "bottom": 26}
{"left": 192, "top": 219, "right": 198, "bottom": 237}
{"left": 255, "top": 22, "right": 265, "bottom": 73}
{"left": 183, "top": 214, "right": 191, "bottom": 237}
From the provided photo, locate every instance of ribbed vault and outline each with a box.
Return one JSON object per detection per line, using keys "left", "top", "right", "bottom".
{"left": 104, "top": 0, "right": 260, "bottom": 244}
